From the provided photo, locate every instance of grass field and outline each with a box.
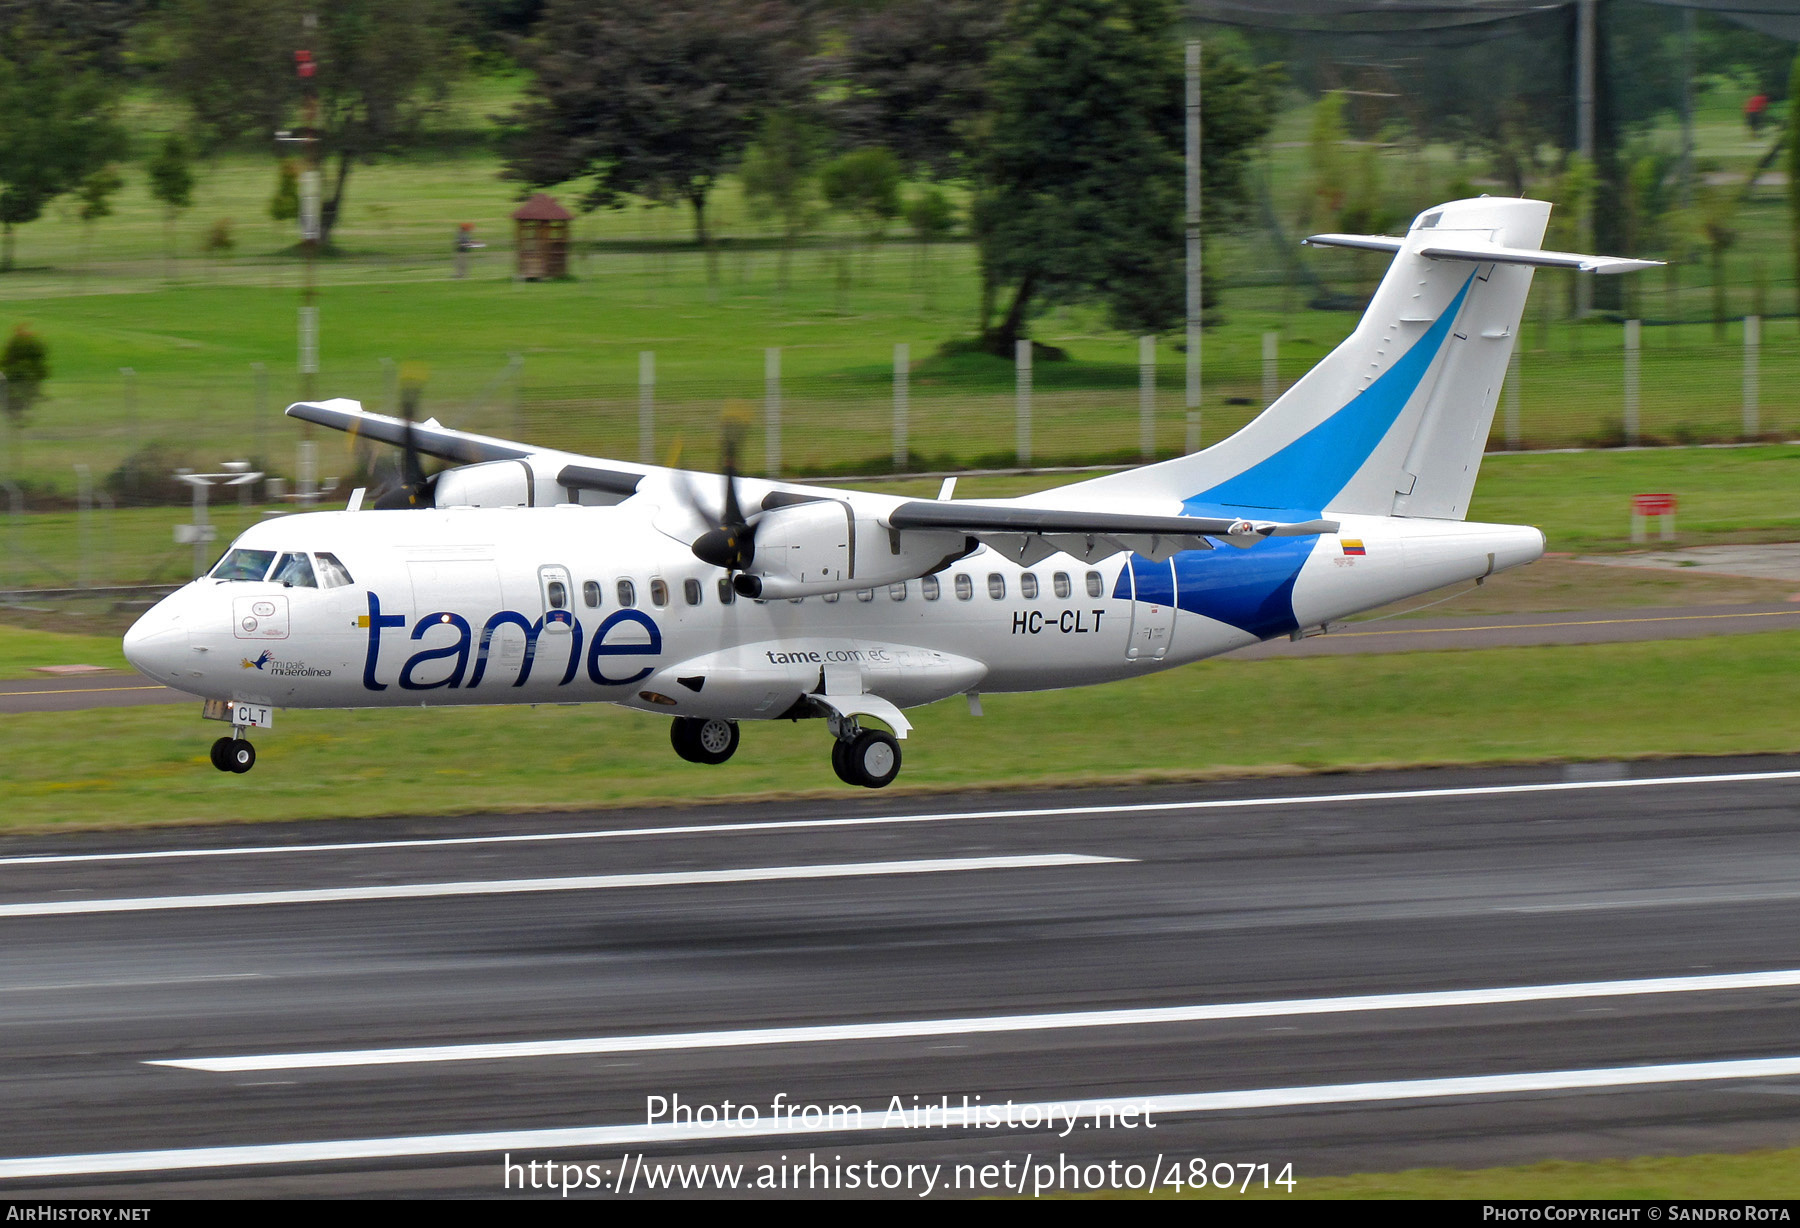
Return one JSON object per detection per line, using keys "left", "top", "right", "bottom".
{"left": 1, "top": 629, "right": 1795, "bottom": 832}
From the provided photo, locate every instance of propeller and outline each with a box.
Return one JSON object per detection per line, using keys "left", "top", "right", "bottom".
{"left": 686, "top": 407, "right": 757, "bottom": 577}
{"left": 369, "top": 378, "right": 437, "bottom": 510}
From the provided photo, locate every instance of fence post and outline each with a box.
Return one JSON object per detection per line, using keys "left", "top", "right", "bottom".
{"left": 1743, "top": 314, "right": 1761, "bottom": 438}
{"left": 893, "top": 342, "right": 909, "bottom": 471}
{"left": 1622, "top": 319, "right": 1641, "bottom": 445}
{"left": 74, "top": 464, "right": 92, "bottom": 590}
{"left": 1262, "top": 330, "right": 1279, "bottom": 407}
{"left": 121, "top": 366, "right": 138, "bottom": 454}
{"left": 252, "top": 362, "right": 269, "bottom": 472}
{"left": 1505, "top": 345, "right": 1522, "bottom": 450}
{"left": 1015, "top": 339, "right": 1032, "bottom": 467}
{"left": 638, "top": 350, "right": 655, "bottom": 465}
{"left": 764, "top": 346, "right": 781, "bottom": 476}
{"left": 1138, "top": 336, "right": 1157, "bottom": 460}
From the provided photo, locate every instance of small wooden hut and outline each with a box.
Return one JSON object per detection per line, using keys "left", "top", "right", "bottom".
{"left": 512, "top": 193, "right": 572, "bottom": 280}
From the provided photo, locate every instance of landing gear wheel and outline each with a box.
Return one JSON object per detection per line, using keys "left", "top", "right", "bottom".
{"left": 836, "top": 730, "right": 901, "bottom": 789}
{"left": 670, "top": 716, "right": 739, "bottom": 765}
{"left": 225, "top": 738, "right": 255, "bottom": 774}
{"left": 209, "top": 736, "right": 235, "bottom": 772}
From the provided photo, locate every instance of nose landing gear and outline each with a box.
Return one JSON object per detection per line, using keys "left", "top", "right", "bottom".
{"left": 209, "top": 734, "right": 256, "bottom": 774}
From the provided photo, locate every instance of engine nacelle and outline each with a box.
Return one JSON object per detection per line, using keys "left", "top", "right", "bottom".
{"left": 432, "top": 460, "right": 550, "bottom": 508}
{"left": 739, "top": 500, "right": 972, "bottom": 599}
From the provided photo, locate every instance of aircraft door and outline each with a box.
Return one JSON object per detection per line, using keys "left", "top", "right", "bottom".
{"left": 537, "top": 564, "right": 575, "bottom": 635}
{"left": 1125, "top": 556, "right": 1176, "bottom": 662}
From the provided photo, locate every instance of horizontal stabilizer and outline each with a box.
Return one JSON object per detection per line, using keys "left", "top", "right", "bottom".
{"left": 1305, "top": 232, "right": 1661, "bottom": 274}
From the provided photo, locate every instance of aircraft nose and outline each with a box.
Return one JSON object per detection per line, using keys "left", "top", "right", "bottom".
{"left": 123, "top": 603, "right": 190, "bottom": 684}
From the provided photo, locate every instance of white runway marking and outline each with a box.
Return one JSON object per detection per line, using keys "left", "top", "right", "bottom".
{"left": 3, "top": 768, "right": 1795, "bottom": 867}
{"left": 150, "top": 968, "right": 1800, "bottom": 1073}
{"left": 10, "top": 1055, "right": 1800, "bottom": 1179}
{"left": 0, "top": 854, "right": 1123, "bottom": 919}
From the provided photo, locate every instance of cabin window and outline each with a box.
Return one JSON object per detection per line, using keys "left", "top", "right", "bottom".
{"left": 211, "top": 548, "right": 276, "bottom": 582}
{"left": 315, "top": 552, "right": 355, "bottom": 588}
{"left": 616, "top": 579, "right": 636, "bottom": 608}
{"left": 856, "top": 588, "right": 875, "bottom": 602}
{"left": 1086, "top": 570, "right": 1104, "bottom": 598}
{"left": 650, "top": 579, "right": 669, "bottom": 607}
{"left": 921, "top": 575, "right": 940, "bottom": 601}
{"left": 271, "top": 553, "right": 317, "bottom": 589}
{"left": 684, "top": 578, "right": 703, "bottom": 606}
{"left": 717, "top": 577, "right": 736, "bottom": 605}
{"left": 582, "top": 580, "right": 602, "bottom": 608}
{"left": 1053, "top": 571, "right": 1072, "bottom": 599}
{"left": 888, "top": 583, "right": 907, "bottom": 602}
{"left": 954, "top": 573, "right": 973, "bottom": 601}
{"left": 546, "top": 580, "right": 568, "bottom": 610}
{"left": 987, "top": 573, "right": 1006, "bottom": 600}
{"left": 1020, "top": 573, "right": 1038, "bottom": 600}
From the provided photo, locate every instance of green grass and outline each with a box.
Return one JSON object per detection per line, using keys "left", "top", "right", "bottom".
{"left": 4, "top": 629, "right": 1799, "bottom": 832}
{"left": 0, "top": 624, "right": 126, "bottom": 677}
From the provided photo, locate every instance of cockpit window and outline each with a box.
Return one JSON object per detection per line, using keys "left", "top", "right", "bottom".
{"left": 271, "top": 553, "right": 318, "bottom": 588}
{"left": 211, "top": 548, "right": 276, "bottom": 581}
{"left": 315, "top": 552, "right": 354, "bottom": 588}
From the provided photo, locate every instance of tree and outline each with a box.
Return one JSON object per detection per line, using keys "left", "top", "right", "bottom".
{"left": 1695, "top": 181, "right": 1738, "bottom": 341}
{"left": 0, "top": 34, "right": 127, "bottom": 271}
{"left": 269, "top": 158, "right": 300, "bottom": 226}
{"left": 1789, "top": 49, "right": 1800, "bottom": 323}
{"left": 73, "top": 164, "right": 121, "bottom": 278}
{"left": 506, "top": 0, "right": 814, "bottom": 247}
{"left": 820, "top": 148, "right": 901, "bottom": 266}
{"left": 739, "top": 112, "right": 823, "bottom": 291}
{"left": 1304, "top": 90, "right": 1349, "bottom": 232}
{"left": 159, "top": 0, "right": 460, "bottom": 247}
{"left": 831, "top": 0, "right": 1003, "bottom": 179}
{"left": 904, "top": 184, "right": 956, "bottom": 304}
{"left": 147, "top": 133, "right": 195, "bottom": 279}
{"left": 0, "top": 324, "right": 48, "bottom": 423}
{"left": 972, "top": 3, "right": 1278, "bottom": 355}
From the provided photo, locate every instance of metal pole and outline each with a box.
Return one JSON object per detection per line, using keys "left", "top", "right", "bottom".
{"left": 1261, "top": 331, "right": 1278, "bottom": 406}
{"left": 75, "top": 465, "right": 91, "bottom": 590}
{"left": 1576, "top": 0, "right": 1596, "bottom": 319}
{"left": 1623, "top": 319, "right": 1641, "bottom": 445}
{"left": 893, "top": 342, "right": 909, "bottom": 471}
{"left": 638, "top": 350, "right": 655, "bottom": 464}
{"left": 1185, "top": 39, "right": 1202, "bottom": 448}
{"left": 1505, "top": 345, "right": 1522, "bottom": 450}
{"left": 764, "top": 347, "right": 781, "bottom": 476}
{"left": 1744, "top": 314, "right": 1761, "bottom": 438}
{"left": 252, "top": 361, "right": 268, "bottom": 472}
{"left": 1139, "top": 335, "right": 1156, "bottom": 460}
{"left": 1015, "top": 339, "right": 1032, "bottom": 467}
{"left": 1679, "top": 7, "right": 1695, "bottom": 207}
{"left": 121, "top": 366, "right": 137, "bottom": 454}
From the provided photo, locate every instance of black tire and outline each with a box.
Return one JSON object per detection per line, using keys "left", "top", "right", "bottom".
{"left": 671, "top": 716, "right": 739, "bottom": 765}
{"left": 227, "top": 739, "right": 256, "bottom": 774}
{"left": 844, "top": 730, "right": 901, "bottom": 789}
{"left": 830, "top": 737, "right": 858, "bottom": 786}
{"left": 209, "top": 736, "right": 236, "bottom": 772}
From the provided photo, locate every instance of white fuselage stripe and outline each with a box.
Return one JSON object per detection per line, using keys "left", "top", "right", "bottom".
{"left": 149, "top": 968, "right": 1800, "bottom": 1073}
{"left": 4, "top": 768, "right": 1796, "bottom": 868}
{"left": 8, "top": 1056, "right": 1800, "bottom": 1179}
{"left": 0, "top": 854, "right": 1123, "bottom": 919}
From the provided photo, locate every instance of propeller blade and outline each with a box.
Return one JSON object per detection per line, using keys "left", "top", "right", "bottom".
{"left": 686, "top": 405, "right": 757, "bottom": 572}
{"left": 370, "top": 379, "right": 437, "bottom": 510}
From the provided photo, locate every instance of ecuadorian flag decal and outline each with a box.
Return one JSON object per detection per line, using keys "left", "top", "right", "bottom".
{"left": 1341, "top": 539, "right": 1367, "bottom": 556}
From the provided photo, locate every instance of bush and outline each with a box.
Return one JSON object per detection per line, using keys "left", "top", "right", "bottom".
{"left": 203, "top": 218, "right": 235, "bottom": 255}
{"left": 0, "top": 325, "right": 49, "bottom": 420}
{"left": 104, "top": 442, "right": 197, "bottom": 506}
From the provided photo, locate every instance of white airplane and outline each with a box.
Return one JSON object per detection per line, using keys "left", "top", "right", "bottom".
{"left": 124, "top": 197, "right": 1654, "bottom": 787}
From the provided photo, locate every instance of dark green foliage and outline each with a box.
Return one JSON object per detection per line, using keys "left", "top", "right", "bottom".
{"left": 146, "top": 133, "right": 194, "bottom": 214}
{"left": 0, "top": 324, "right": 49, "bottom": 419}
{"left": 1789, "top": 49, "right": 1800, "bottom": 320}
{"left": 0, "top": 33, "right": 127, "bottom": 270}
{"left": 820, "top": 148, "right": 901, "bottom": 241}
{"left": 269, "top": 159, "right": 299, "bottom": 224}
{"left": 506, "top": 0, "right": 814, "bottom": 245}
{"left": 973, "top": 3, "right": 1278, "bottom": 352}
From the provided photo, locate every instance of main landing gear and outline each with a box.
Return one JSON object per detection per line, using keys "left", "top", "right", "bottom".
{"left": 209, "top": 734, "right": 256, "bottom": 774}
{"left": 671, "top": 716, "right": 740, "bottom": 765}
{"left": 830, "top": 718, "right": 901, "bottom": 790}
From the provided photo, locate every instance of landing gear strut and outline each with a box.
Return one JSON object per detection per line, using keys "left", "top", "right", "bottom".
{"left": 829, "top": 717, "right": 901, "bottom": 789}
{"left": 671, "top": 716, "right": 740, "bottom": 765}
{"left": 210, "top": 733, "right": 255, "bottom": 774}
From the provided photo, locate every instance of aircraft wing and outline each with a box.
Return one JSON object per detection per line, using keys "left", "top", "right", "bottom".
{"left": 287, "top": 399, "right": 534, "bottom": 465}
{"left": 887, "top": 500, "right": 1338, "bottom": 565}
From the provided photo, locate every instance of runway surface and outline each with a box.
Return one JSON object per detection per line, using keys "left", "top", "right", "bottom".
{"left": 7, "top": 603, "right": 1799, "bottom": 714}
{"left": 3, "top": 757, "right": 1800, "bottom": 1197}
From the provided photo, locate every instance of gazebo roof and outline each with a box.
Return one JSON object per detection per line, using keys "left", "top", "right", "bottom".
{"left": 512, "top": 193, "right": 573, "bottom": 222}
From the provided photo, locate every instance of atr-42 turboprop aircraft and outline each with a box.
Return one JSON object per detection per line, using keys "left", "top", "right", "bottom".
{"left": 125, "top": 197, "right": 1654, "bottom": 787}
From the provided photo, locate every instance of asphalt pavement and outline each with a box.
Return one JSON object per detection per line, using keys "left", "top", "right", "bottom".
{"left": 2, "top": 757, "right": 1799, "bottom": 1196}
